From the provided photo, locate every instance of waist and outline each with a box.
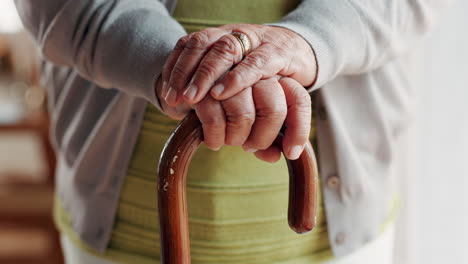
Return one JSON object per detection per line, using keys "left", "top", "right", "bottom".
{"left": 130, "top": 103, "right": 317, "bottom": 187}
{"left": 173, "top": 0, "right": 300, "bottom": 33}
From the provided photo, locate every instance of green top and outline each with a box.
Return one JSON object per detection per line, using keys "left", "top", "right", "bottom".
{"left": 56, "top": 105, "right": 331, "bottom": 264}
{"left": 54, "top": 0, "right": 334, "bottom": 263}
{"left": 173, "top": 0, "right": 299, "bottom": 33}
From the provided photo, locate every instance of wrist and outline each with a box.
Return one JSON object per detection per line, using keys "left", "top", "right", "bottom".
{"left": 266, "top": 25, "right": 318, "bottom": 87}
{"left": 288, "top": 28, "right": 318, "bottom": 87}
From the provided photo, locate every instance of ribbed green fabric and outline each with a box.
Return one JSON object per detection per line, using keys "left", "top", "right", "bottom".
{"left": 172, "top": 0, "right": 299, "bottom": 33}
{"left": 54, "top": 0, "right": 334, "bottom": 263}
{"left": 105, "top": 104, "right": 330, "bottom": 264}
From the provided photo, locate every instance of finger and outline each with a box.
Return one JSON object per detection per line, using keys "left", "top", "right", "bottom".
{"left": 193, "top": 95, "right": 226, "bottom": 151}
{"left": 161, "top": 100, "right": 192, "bottom": 120}
{"left": 210, "top": 43, "right": 287, "bottom": 101}
{"left": 154, "top": 75, "right": 191, "bottom": 120}
{"left": 182, "top": 33, "right": 244, "bottom": 104}
{"left": 221, "top": 87, "right": 255, "bottom": 146}
{"left": 161, "top": 34, "right": 191, "bottom": 99}
{"left": 243, "top": 78, "right": 287, "bottom": 151}
{"left": 159, "top": 94, "right": 192, "bottom": 120}
{"left": 254, "top": 144, "right": 282, "bottom": 163}
{"left": 165, "top": 28, "right": 227, "bottom": 106}
{"left": 279, "top": 77, "right": 312, "bottom": 160}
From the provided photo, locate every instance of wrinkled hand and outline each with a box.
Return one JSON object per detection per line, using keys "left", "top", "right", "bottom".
{"left": 161, "top": 24, "right": 317, "bottom": 107}
{"left": 155, "top": 76, "right": 311, "bottom": 161}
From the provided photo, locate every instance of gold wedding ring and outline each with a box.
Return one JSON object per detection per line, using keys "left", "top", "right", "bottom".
{"left": 231, "top": 31, "right": 251, "bottom": 58}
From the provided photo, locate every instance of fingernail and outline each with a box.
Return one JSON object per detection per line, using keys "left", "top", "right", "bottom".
{"left": 183, "top": 83, "right": 198, "bottom": 100}
{"left": 289, "top": 145, "right": 303, "bottom": 160}
{"left": 244, "top": 147, "right": 257, "bottom": 153}
{"left": 164, "top": 87, "right": 177, "bottom": 104}
{"left": 212, "top": 83, "right": 224, "bottom": 97}
{"left": 162, "top": 81, "right": 168, "bottom": 97}
{"left": 208, "top": 145, "right": 221, "bottom": 151}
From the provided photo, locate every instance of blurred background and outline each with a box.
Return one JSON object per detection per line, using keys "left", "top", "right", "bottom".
{"left": 0, "top": 1, "right": 62, "bottom": 264}
{"left": 0, "top": 1, "right": 467, "bottom": 263}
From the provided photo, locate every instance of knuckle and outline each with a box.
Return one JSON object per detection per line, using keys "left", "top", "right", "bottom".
{"left": 201, "top": 118, "right": 225, "bottom": 147}
{"left": 228, "top": 68, "right": 247, "bottom": 86}
{"left": 204, "top": 115, "right": 225, "bottom": 127}
{"left": 213, "top": 35, "right": 239, "bottom": 58}
{"left": 162, "top": 64, "right": 171, "bottom": 76}
{"left": 244, "top": 53, "right": 266, "bottom": 69}
{"left": 228, "top": 111, "right": 255, "bottom": 127}
{"left": 186, "top": 31, "right": 210, "bottom": 51}
{"left": 258, "top": 104, "right": 287, "bottom": 121}
{"left": 175, "top": 36, "right": 190, "bottom": 50}
{"left": 196, "top": 63, "right": 216, "bottom": 80}
{"left": 171, "top": 64, "right": 188, "bottom": 78}
{"left": 272, "top": 106, "right": 288, "bottom": 119}
{"left": 225, "top": 138, "right": 241, "bottom": 146}
{"left": 294, "top": 88, "right": 312, "bottom": 108}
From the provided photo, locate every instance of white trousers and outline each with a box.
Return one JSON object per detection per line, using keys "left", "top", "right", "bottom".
{"left": 61, "top": 225, "right": 395, "bottom": 264}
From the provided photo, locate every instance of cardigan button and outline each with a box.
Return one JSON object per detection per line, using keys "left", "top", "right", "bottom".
{"left": 326, "top": 174, "right": 340, "bottom": 190}
{"left": 96, "top": 227, "right": 105, "bottom": 240}
{"left": 318, "top": 106, "right": 327, "bottom": 120}
{"left": 335, "top": 232, "right": 346, "bottom": 245}
{"left": 130, "top": 111, "right": 139, "bottom": 122}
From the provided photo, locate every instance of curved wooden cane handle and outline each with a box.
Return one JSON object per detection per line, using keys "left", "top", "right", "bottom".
{"left": 157, "top": 111, "right": 319, "bottom": 264}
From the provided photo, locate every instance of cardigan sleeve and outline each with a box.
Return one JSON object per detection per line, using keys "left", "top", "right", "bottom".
{"left": 14, "top": 0, "right": 186, "bottom": 108}
{"left": 270, "top": 0, "right": 452, "bottom": 89}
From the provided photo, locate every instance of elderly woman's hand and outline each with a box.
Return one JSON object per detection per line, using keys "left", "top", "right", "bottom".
{"left": 161, "top": 24, "right": 317, "bottom": 106}
{"left": 156, "top": 76, "right": 311, "bottom": 161}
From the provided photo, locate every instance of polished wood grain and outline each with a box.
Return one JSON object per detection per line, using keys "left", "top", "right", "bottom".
{"left": 157, "top": 111, "right": 318, "bottom": 264}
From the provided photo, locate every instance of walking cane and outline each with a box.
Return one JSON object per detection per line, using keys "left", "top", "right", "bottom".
{"left": 157, "top": 111, "right": 319, "bottom": 264}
